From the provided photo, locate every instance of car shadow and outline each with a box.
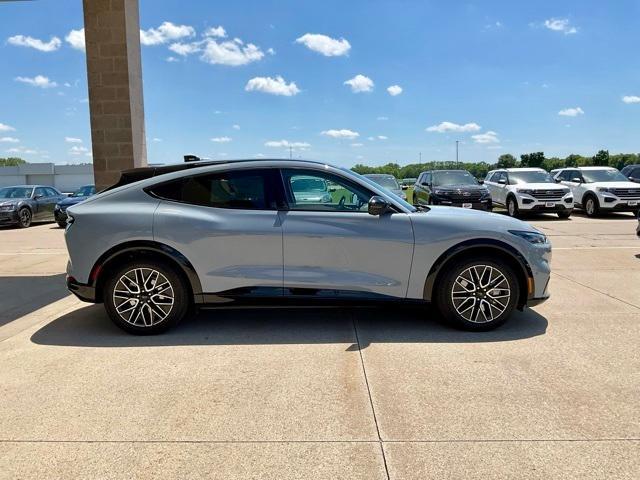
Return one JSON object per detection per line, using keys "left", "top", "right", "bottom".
{"left": 0, "top": 274, "right": 69, "bottom": 328}
{"left": 30, "top": 303, "right": 548, "bottom": 349}
{"left": 571, "top": 211, "right": 636, "bottom": 220}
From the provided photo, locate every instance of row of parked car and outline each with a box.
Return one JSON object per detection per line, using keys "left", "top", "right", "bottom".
{"left": 0, "top": 184, "right": 95, "bottom": 228}
{"left": 408, "top": 165, "right": 640, "bottom": 219}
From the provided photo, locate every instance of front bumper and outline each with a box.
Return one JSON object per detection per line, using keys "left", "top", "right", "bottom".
{"left": 518, "top": 194, "right": 574, "bottom": 212}
{"left": 54, "top": 208, "right": 68, "bottom": 222}
{"left": 0, "top": 210, "right": 20, "bottom": 225}
{"left": 431, "top": 197, "right": 492, "bottom": 210}
{"left": 596, "top": 195, "right": 640, "bottom": 212}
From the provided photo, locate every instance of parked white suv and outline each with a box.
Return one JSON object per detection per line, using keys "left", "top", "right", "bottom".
{"left": 484, "top": 168, "right": 573, "bottom": 219}
{"left": 551, "top": 167, "right": 640, "bottom": 216}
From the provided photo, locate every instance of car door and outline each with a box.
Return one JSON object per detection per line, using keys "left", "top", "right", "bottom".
{"left": 152, "top": 168, "right": 284, "bottom": 296}
{"left": 32, "top": 187, "right": 49, "bottom": 220}
{"left": 484, "top": 172, "right": 497, "bottom": 199}
{"left": 43, "top": 187, "right": 61, "bottom": 220}
{"left": 278, "top": 167, "right": 414, "bottom": 299}
{"left": 493, "top": 172, "right": 508, "bottom": 205}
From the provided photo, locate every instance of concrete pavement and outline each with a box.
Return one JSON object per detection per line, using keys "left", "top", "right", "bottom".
{"left": 0, "top": 212, "right": 638, "bottom": 479}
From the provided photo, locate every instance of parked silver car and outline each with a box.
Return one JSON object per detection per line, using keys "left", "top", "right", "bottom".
{"left": 64, "top": 159, "right": 551, "bottom": 334}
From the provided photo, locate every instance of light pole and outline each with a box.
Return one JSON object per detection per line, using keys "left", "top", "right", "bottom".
{"left": 455, "top": 140, "right": 459, "bottom": 167}
{"left": 419, "top": 152, "right": 422, "bottom": 163}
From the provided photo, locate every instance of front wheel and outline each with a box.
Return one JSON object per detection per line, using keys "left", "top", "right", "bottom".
{"left": 103, "top": 260, "right": 190, "bottom": 335}
{"left": 17, "top": 208, "right": 32, "bottom": 228}
{"left": 506, "top": 197, "right": 519, "bottom": 218}
{"left": 435, "top": 256, "right": 520, "bottom": 331}
{"left": 584, "top": 195, "right": 599, "bottom": 217}
{"left": 557, "top": 210, "right": 571, "bottom": 219}
{"left": 57, "top": 221, "right": 67, "bottom": 228}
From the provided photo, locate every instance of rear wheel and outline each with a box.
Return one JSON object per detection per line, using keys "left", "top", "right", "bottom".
{"left": 584, "top": 195, "right": 599, "bottom": 217}
{"left": 103, "top": 260, "right": 190, "bottom": 334}
{"left": 435, "top": 256, "right": 520, "bottom": 331}
{"left": 17, "top": 208, "right": 32, "bottom": 228}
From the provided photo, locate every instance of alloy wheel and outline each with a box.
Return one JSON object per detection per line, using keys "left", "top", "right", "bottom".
{"left": 112, "top": 268, "right": 175, "bottom": 327}
{"left": 19, "top": 209, "right": 31, "bottom": 227}
{"left": 508, "top": 199, "right": 516, "bottom": 216}
{"left": 451, "top": 265, "right": 511, "bottom": 323}
{"left": 586, "top": 198, "right": 595, "bottom": 215}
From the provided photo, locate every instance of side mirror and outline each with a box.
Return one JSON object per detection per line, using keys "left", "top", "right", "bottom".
{"left": 421, "top": 181, "right": 428, "bottom": 186}
{"left": 477, "top": 179, "right": 484, "bottom": 185}
{"left": 401, "top": 185, "right": 408, "bottom": 190}
{"left": 34, "top": 194, "right": 44, "bottom": 200}
{"left": 368, "top": 196, "right": 391, "bottom": 216}
{"left": 554, "top": 177, "right": 561, "bottom": 183}
{"left": 571, "top": 177, "right": 582, "bottom": 183}
{"left": 498, "top": 178, "right": 507, "bottom": 185}
{"left": 629, "top": 177, "right": 639, "bottom": 183}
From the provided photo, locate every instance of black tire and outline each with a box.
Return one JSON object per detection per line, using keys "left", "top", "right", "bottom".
{"left": 583, "top": 194, "right": 599, "bottom": 217}
{"left": 557, "top": 210, "right": 571, "bottom": 219}
{"left": 103, "top": 260, "right": 190, "bottom": 335}
{"left": 506, "top": 196, "right": 519, "bottom": 218}
{"left": 57, "top": 221, "right": 67, "bottom": 228}
{"left": 435, "top": 256, "right": 520, "bottom": 331}
{"left": 17, "top": 207, "right": 32, "bottom": 228}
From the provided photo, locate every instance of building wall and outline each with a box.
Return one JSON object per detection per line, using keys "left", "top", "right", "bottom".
{"left": 0, "top": 164, "right": 94, "bottom": 193}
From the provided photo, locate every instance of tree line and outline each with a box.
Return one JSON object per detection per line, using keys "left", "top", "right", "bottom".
{"left": 0, "top": 157, "right": 27, "bottom": 167}
{"left": 352, "top": 150, "right": 640, "bottom": 180}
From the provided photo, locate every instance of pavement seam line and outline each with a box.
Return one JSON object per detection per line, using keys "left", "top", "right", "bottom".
{"left": 1, "top": 439, "right": 638, "bottom": 444}
{"left": 551, "top": 271, "right": 640, "bottom": 311}
{"left": 351, "top": 313, "right": 391, "bottom": 480}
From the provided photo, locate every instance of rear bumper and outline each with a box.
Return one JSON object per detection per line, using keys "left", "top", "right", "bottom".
{"left": 66, "top": 275, "right": 97, "bottom": 303}
{"left": 526, "top": 294, "right": 550, "bottom": 307}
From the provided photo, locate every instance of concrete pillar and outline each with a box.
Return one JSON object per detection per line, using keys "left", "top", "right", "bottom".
{"left": 83, "top": 0, "right": 147, "bottom": 190}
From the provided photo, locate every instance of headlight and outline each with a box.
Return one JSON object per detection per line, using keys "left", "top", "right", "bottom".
{"left": 322, "top": 194, "right": 332, "bottom": 202}
{"left": 433, "top": 189, "right": 446, "bottom": 195}
{"left": 54, "top": 204, "right": 61, "bottom": 211}
{"left": 509, "top": 230, "right": 548, "bottom": 244}
{"left": 596, "top": 187, "right": 611, "bottom": 193}
{"left": 516, "top": 189, "right": 534, "bottom": 194}
{"left": 0, "top": 204, "right": 17, "bottom": 211}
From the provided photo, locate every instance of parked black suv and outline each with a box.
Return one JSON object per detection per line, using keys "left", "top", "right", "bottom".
{"left": 413, "top": 170, "right": 492, "bottom": 210}
{"left": 621, "top": 164, "right": 640, "bottom": 183}
{"left": 54, "top": 184, "right": 96, "bottom": 227}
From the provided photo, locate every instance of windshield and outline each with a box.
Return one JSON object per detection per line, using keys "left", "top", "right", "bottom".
{"left": 366, "top": 175, "right": 400, "bottom": 190}
{"left": 347, "top": 169, "right": 417, "bottom": 212}
{"left": 582, "top": 169, "right": 628, "bottom": 183}
{"left": 72, "top": 185, "right": 96, "bottom": 197}
{"left": 0, "top": 187, "right": 33, "bottom": 199}
{"left": 508, "top": 171, "right": 554, "bottom": 184}
{"left": 433, "top": 171, "right": 478, "bottom": 186}
{"left": 291, "top": 177, "right": 327, "bottom": 192}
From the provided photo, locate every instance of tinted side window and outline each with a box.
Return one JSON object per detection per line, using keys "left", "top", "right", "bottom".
{"left": 485, "top": 172, "right": 494, "bottom": 182}
{"left": 150, "top": 169, "right": 272, "bottom": 210}
{"left": 34, "top": 187, "right": 47, "bottom": 198}
{"left": 631, "top": 167, "right": 640, "bottom": 178}
{"left": 424, "top": 172, "right": 432, "bottom": 184}
{"left": 45, "top": 187, "right": 59, "bottom": 196}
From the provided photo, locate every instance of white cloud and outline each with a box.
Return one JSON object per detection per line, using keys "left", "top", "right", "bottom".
{"left": 0, "top": 137, "right": 19, "bottom": 143}
{"left": 69, "top": 146, "right": 89, "bottom": 155}
{"left": 387, "top": 85, "right": 403, "bottom": 96}
{"left": 7, "top": 146, "right": 37, "bottom": 155}
{"left": 471, "top": 131, "right": 499, "bottom": 144}
{"left": 169, "top": 42, "right": 200, "bottom": 56}
{"left": 543, "top": 18, "right": 577, "bottom": 35}
{"left": 65, "top": 28, "right": 85, "bottom": 51}
{"left": 15, "top": 75, "right": 58, "bottom": 88}
{"left": 0, "top": 123, "right": 16, "bottom": 132}
{"left": 351, "top": 143, "right": 363, "bottom": 147}
{"left": 267, "top": 47, "right": 276, "bottom": 55}
{"left": 295, "top": 33, "right": 351, "bottom": 57}
{"left": 558, "top": 107, "right": 584, "bottom": 117}
{"left": 211, "top": 136, "right": 232, "bottom": 143}
{"left": 166, "top": 56, "right": 180, "bottom": 63}
{"left": 264, "top": 140, "right": 310, "bottom": 149}
{"left": 232, "top": 124, "right": 240, "bottom": 130}
{"left": 622, "top": 95, "right": 640, "bottom": 104}
{"left": 152, "top": 137, "right": 163, "bottom": 142}
{"left": 7, "top": 35, "right": 61, "bottom": 52}
{"left": 201, "top": 38, "right": 264, "bottom": 66}
{"left": 321, "top": 129, "right": 360, "bottom": 139}
{"left": 65, "top": 137, "right": 82, "bottom": 143}
{"left": 344, "top": 74, "right": 374, "bottom": 93}
{"left": 377, "top": 116, "right": 389, "bottom": 121}
{"left": 203, "top": 26, "right": 227, "bottom": 38}
{"left": 377, "top": 135, "right": 388, "bottom": 140}
{"left": 426, "top": 121, "right": 482, "bottom": 133}
{"left": 140, "top": 22, "right": 195, "bottom": 46}
{"left": 245, "top": 76, "right": 300, "bottom": 96}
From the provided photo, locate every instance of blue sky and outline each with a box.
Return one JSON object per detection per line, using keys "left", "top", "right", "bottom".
{"left": 1, "top": 0, "right": 639, "bottom": 167}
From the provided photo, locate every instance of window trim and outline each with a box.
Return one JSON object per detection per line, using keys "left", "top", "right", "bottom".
{"left": 145, "top": 167, "right": 281, "bottom": 211}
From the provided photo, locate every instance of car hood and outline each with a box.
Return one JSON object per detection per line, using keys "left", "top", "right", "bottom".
{"left": 516, "top": 183, "right": 568, "bottom": 190}
{"left": 432, "top": 184, "right": 486, "bottom": 191}
{"left": 593, "top": 181, "right": 640, "bottom": 189}
{"left": 58, "top": 196, "right": 88, "bottom": 207}
{"left": 410, "top": 205, "right": 539, "bottom": 235}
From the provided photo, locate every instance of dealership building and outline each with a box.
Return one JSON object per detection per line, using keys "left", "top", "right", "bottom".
{"left": 0, "top": 163, "right": 94, "bottom": 193}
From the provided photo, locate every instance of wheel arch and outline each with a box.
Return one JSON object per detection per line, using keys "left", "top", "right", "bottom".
{"left": 423, "top": 239, "right": 533, "bottom": 309}
{"left": 89, "top": 240, "right": 203, "bottom": 303}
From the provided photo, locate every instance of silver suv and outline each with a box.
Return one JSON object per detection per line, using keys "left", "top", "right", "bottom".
{"left": 64, "top": 159, "right": 551, "bottom": 334}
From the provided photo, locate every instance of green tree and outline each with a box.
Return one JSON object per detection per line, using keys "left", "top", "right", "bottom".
{"left": 0, "top": 157, "right": 27, "bottom": 167}
{"left": 496, "top": 154, "right": 517, "bottom": 169}
{"left": 592, "top": 150, "right": 610, "bottom": 166}
{"left": 520, "top": 152, "right": 545, "bottom": 168}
